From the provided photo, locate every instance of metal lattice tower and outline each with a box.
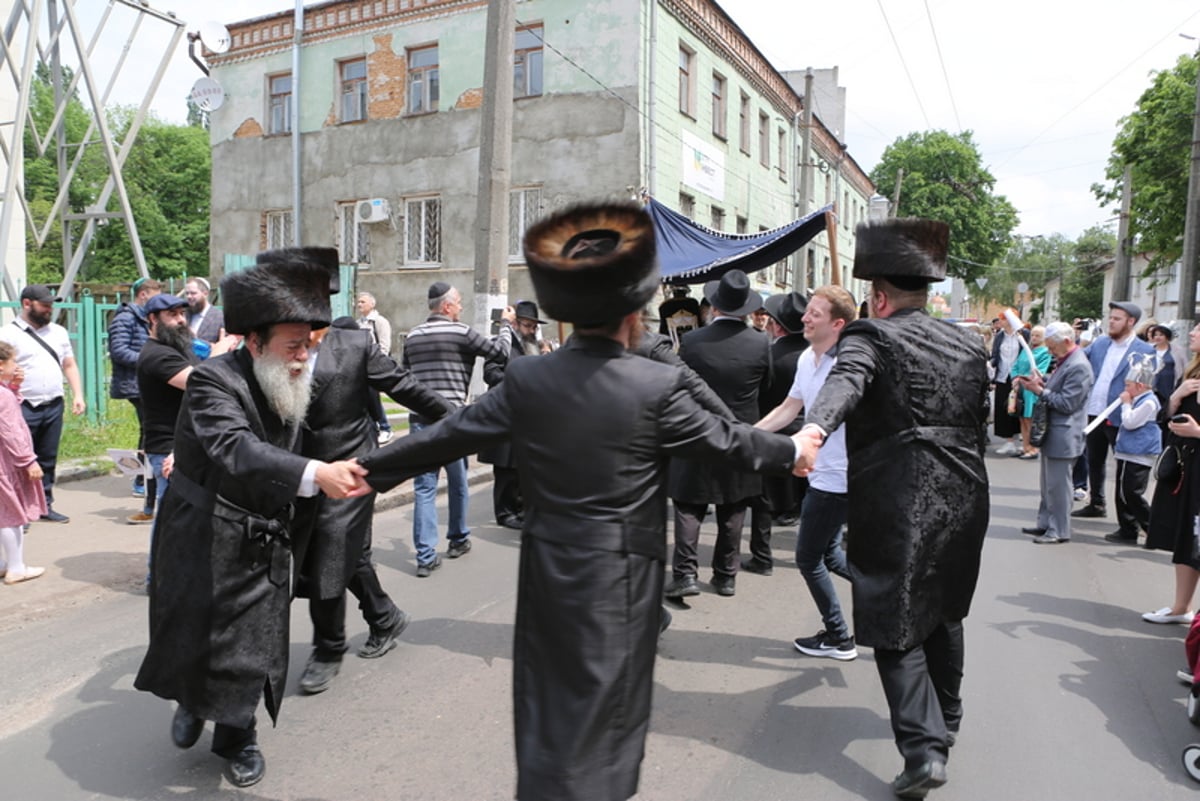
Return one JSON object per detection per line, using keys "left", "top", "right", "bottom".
{"left": 0, "top": 0, "right": 184, "bottom": 301}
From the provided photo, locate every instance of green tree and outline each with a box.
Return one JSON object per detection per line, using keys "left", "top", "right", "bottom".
{"left": 870, "top": 130, "right": 1020, "bottom": 282}
{"left": 1056, "top": 226, "right": 1114, "bottom": 322}
{"left": 974, "top": 234, "right": 1073, "bottom": 315}
{"left": 1094, "top": 53, "right": 1196, "bottom": 273}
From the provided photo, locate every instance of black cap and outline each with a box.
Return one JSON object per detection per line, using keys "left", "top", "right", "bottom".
{"left": 428, "top": 281, "right": 452, "bottom": 300}
{"left": 20, "top": 285, "right": 57, "bottom": 303}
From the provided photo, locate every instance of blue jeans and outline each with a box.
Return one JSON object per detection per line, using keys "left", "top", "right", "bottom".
{"left": 795, "top": 487, "right": 852, "bottom": 641}
{"left": 146, "top": 453, "right": 170, "bottom": 580}
{"left": 411, "top": 420, "right": 470, "bottom": 565}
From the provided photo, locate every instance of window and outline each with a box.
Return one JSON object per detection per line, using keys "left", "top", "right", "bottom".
{"left": 678, "top": 45, "right": 695, "bottom": 117}
{"left": 710, "top": 206, "right": 724, "bottom": 232}
{"left": 405, "top": 196, "right": 441, "bottom": 264}
{"left": 738, "top": 92, "right": 750, "bottom": 154}
{"left": 265, "top": 210, "right": 293, "bottom": 249}
{"left": 758, "top": 112, "right": 769, "bottom": 168}
{"left": 336, "top": 201, "right": 371, "bottom": 264}
{"left": 339, "top": 58, "right": 368, "bottom": 123}
{"left": 679, "top": 192, "right": 695, "bottom": 220}
{"left": 268, "top": 73, "right": 292, "bottom": 134}
{"left": 408, "top": 45, "right": 439, "bottom": 114}
{"left": 736, "top": 215, "right": 748, "bottom": 234}
{"left": 509, "top": 187, "right": 542, "bottom": 261}
{"left": 774, "top": 259, "right": 789, "bottom": 287}
{"left": 778, "top": 128, "right": 789, "bottom": 179}
{"left": 514, "top": 25, "right": 543, "bottom": 98}
{"left": 711, "top": 72, "right": 726, "bottom": 139}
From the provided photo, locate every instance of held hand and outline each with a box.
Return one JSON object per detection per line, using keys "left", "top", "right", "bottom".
{"left": 210, "top": 332, "right": 242, "bottom": 357}
{"left": 790, "top": 426, "right": 823, "bottom": 477}
{"left": 26, "top": 462, "right": 43, "bottom": 481}
{"left": 1169, "top": 414, "right": 1200, "bottom": 439}
{"left": 314, "top": 460, "right": 369, "bottom": 499}
{"left": 71, "top": 396, "right": 85, "bottom": 415}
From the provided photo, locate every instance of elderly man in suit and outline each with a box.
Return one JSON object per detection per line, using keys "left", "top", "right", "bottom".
{"left": 664, "top": 269, "right": 772, "bottom": 599}
{"left": 1015, "top": 321, "right": 1094, "bottom": 544}
{"left": 355, "top": 202, "right": 806, "bottom": 801}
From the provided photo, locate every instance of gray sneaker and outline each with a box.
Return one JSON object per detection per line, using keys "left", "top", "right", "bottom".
{"left": 794, "top": 630, "right": 858, "bottom": 661}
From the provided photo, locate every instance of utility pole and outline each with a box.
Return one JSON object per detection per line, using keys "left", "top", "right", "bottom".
{"left": 1113, "top": 164, "right": 1133, "bottom": 300}
{"left": 793, "top": 68, "right": 813, "bottom": 293}
{"left": 1181, "top": 48, "right": 1200, "bottom": 322}
{"left": 890, "top": 168, "right": 904, "bottom": 217}
{"left": 472, "top": 0, "right": 515, "bottom": 335}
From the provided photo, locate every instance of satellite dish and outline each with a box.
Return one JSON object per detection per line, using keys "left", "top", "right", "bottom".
{"left": 190, "top": 76, "right": 225, "bottom": 111}
{"left": 198, "top": 20, "right": 231, "bottom": 54}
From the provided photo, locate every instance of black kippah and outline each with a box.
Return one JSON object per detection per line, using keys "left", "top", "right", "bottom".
{"left": 428, "top": 281, "right": 451, "bottom": 300}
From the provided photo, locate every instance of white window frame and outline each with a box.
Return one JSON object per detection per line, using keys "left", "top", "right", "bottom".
{"left": 265, "top": 209, "right": 293, "bottom": 250}
{"left": 758, "top": 112, "right": 770, "bottom": 168}
{"left": 268, "top": 73, "right": 292, "bottom": 135}
{"left": 711, "top": 71, "right": 726, "bottom": 139}
{"left": 514, "top": 25, "right": 543, "bottom": 99}
{"left": 678, "top": 44, "right": 695, "bottom": 117}
{"left": 408, "top": 44, "right": 440, "bottom": 114}
{"left": 336, "top": 201, "right": 371, "bottom": 265}
{"left": 339, "top": 58, "right": 368, "bottom": 123}
{"left": 508, "top": 187, "right": 543, "bottom": 262}
{"left": 405, "top": 196, "right": 442, "bottom": 265}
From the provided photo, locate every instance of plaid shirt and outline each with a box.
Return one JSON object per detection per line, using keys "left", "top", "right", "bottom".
{"left": 402, "top": 314, "right": 513, "bottom": 409}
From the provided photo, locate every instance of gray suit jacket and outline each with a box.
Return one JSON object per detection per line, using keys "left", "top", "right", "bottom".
{"left": 1039, "top": 346, "right": 1094, "bottom": 459}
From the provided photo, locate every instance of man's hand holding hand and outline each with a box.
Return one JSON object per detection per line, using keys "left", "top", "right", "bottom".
{"left": 315, "top": 460, "right": 370, "bottom": 499}
{"left": 790, "top": 425, "right": 824, "bottom": 477}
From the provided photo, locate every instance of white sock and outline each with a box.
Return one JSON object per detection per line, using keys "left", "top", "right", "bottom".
{"left": 0, "top": 525, "right": 25, "bottom": 574}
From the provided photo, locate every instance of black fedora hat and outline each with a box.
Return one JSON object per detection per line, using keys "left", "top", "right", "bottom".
{"left": 514, "top": 300, "right": 546, "bottom": 324}
{"left": 703, "top": 269, "right": 762, "bottom": 318}
{"left": 764, "top": 292, "right": 807, "bottom": 334}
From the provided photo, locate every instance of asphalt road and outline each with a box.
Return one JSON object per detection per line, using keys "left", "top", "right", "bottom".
{"left": 4, "top": 450, "right": 1200, "bottom": 800}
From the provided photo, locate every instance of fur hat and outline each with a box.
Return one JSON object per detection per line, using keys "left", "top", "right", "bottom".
{"left": 222, "top": 251, "right": 337, "bottom": 335}
{"left": 523, "top": 202, "right": 659, "bottom": 325}
{"left": 853, "top": 218, "right": 949, "bottom": 284}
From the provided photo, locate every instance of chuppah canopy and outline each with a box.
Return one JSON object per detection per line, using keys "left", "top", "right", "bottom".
{"left": 645, "top": 197, "right": 834, "bottom": 284}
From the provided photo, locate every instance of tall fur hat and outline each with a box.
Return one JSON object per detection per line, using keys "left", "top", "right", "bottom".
{"left": 221, "top": 248, "right": 339, "bottom": 335}
{"left": 853, "top": 218, "right": 949, "bottom": 285}
{"left": 523, "top": 202, "right": 659, "bottom": 324}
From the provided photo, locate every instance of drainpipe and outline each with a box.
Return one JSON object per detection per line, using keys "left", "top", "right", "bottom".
{"left": 291, "top": 0, "right": 302, "bottom": 247}
{"left": 646, "top": 0, "right": 657, "bottom": 196}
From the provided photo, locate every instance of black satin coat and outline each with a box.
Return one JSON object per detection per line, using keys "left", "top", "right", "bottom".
{"left": 804, "top": 309, "right": 990, "bottom": 651}
{"left": 294, "top": 327, "right": 453, "bottom": 599}
{"left": 360, "top": 335, "right": 796, "bottom": 801}
{"left": 135, "top": 348, "right": 311, "bottom": 728}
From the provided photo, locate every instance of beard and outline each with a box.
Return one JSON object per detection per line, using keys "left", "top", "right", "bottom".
{"left": 252, "top": 350, "right": 312, "bottom": 425}
{"left": 155, "top": 321, "right": 194, "bottom": 355}
{"left": 27, "top": 306, "right": 51, "bottom": 328}
{"left": 519, "top": 331, "right": 541, "bottom": 357}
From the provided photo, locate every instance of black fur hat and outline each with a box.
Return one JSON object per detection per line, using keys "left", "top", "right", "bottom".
{"left": 852, "top": 218, "right": 949, "bottom": 284}
{"left": 523, "top": 202, "right": 659, "bottom": 324}
{"left": 222, "top": 250, "right": 337, "bottom": 335}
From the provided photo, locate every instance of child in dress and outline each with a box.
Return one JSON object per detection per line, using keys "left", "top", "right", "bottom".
{"left": 0, "top": 340, "right": 47, "bottom": 584}
{"left": 1109, "top": 355, "right": 1163, "bottom": 544}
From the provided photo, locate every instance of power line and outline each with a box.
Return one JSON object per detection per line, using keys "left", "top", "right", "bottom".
{"left": 875, "top": 0, "right": 931, "bottom": 129}
{"left": 923, "top": 0, "right": 961, "bottom": 131}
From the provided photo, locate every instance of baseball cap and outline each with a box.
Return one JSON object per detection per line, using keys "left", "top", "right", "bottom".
{"left": 144, "top": 293, "right": 187, "bottom": 315}
{"left": 20, "top": 284, "right": 57, "bottom": 303}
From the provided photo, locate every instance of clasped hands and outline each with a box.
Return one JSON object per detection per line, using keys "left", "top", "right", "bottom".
{"left": 314, "top": 459, "right": 373, "bottom": 499}
{"left": 790, "top": 425, "right": 824, "bottom": 477}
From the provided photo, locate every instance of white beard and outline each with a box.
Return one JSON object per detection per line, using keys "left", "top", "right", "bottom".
{"left": 252, "top": 351, "right": 312, "bottom": 425}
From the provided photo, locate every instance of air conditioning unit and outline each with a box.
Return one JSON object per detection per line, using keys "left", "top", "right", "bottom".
{"left": 357, "top": 198, "right": 391, "bottom": 223}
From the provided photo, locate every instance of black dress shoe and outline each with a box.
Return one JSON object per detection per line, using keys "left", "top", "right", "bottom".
{"left": 1071, "top": 505, "right": 1106, "bottom": 518}
{"left": 659, "top": 606, "right": 672, "bottom": 634}
{"left": 711, "top": 575, "right": 736, "bottom": 597}
{"left": 740, "top": 558, "right": 774, "bottom": 576}
{"left": 171, "top": 705, "right": 204, "bottom": 749}
{"left": 663, "top": 575, "right": 700, "bottom": 599}
{"left": 1021, "top": 526, "right": 1047, "bottom": 535}
{"left": 891, "top": 759, "right": 948, "bottom": 798}
{"left": 497, "top": 516, "right": 523, "bottom": 530}
{"left": 225, "top": 744, "right": 265, "bottom": 788}
{"left": 299, "top": 656, "right": 341, "bottom": 694}
{"left": 357, "top": 610, "right": 411, "bottom": 659}
{"left": 1104, "top": 531, "right": 1138, "bottom": 544}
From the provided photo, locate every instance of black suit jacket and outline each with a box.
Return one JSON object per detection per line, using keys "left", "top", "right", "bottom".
{"left": 668, "top": 318, "right": 772, "bottom": 504}
{"left": 759, "top": 332, "right": 809, "bottom": 434}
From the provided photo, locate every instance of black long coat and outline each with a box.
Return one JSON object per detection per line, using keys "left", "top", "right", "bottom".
{"left": 477, "top": 336, "right": 534, "bottom": 469}
{"left": 668, "top": 319, "right": 772, "bottom": 504}
{"left": 135, "top": 348, "right": 311, "bottom": 728}
{"left": 805, "top": 309, "right": 990, "bottom": 651}
{"left": 359, "top": 335, "right": 796, "bottom": 801}
{"left": 294, "top": 326, "right": 453, "bottom": 599}
{"left": 759, "top": 332, "right": 810, "bottom": 513}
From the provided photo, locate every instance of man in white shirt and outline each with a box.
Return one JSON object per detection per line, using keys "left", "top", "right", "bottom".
{"left": 0, "top": 285, "right": 85, "bottom": 523}
{"left": 356, "top": 291, "right": 395, "bottom": 444}
{"left": 756, "top": 285, "right": 858, "bottom": 660}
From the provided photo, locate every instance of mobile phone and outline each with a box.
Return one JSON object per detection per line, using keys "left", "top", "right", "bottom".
{"left": 1172, "top": 414, "right": 1189, "bottom": 424}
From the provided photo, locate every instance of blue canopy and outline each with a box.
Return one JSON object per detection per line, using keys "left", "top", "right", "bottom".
{"left": 646, "top": 197, "right": 834, "bottom": 285}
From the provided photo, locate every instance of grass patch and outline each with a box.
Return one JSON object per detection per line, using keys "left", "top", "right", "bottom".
{"left": 60, "top": 399, "right": 140, "bottom": 461}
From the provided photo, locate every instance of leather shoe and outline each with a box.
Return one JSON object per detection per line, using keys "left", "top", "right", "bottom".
{"left": 663, "top": 575, "right": 700, "bottom": 599}
{"left": 171, "top": 705, "right": 203, "bottom": 749}
{"left": 1070, "top": 505, "right": 1106, "bottom": 518}
{"left": 299, "top": 656, "right": 341, "bottom": 694}
{"left": 1021, "top": 526, "right": 1047, "bottom": 535}
{"left": 1104, "top": 531, "right": 1137, "bottom": 544}
{"left": 358, "top": 610, "right": 410, "bottom": 659}
{"left": 891, "top": 759, "right": 947, "bottom": 798}
{"left": 1032, "top": 533, "right": 1068, "bottom": 544}
{"left": 740, "top": 557, "right": 773, "bottom": 576}
{"left": 659, "top": 606, "right": 672, "bottom": 634}
{"left": 225, "top": 744, "right": 265, "bottom": 788}
{"left": 497, "top": 516, "right": 523, "bottom": 530}
{"left": 711, "top": 575, "right": 736, "bottom": 597}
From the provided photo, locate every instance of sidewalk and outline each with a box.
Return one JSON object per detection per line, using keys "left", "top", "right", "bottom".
{"left": 0, "top": 455, "right": 493, "bottom": 632}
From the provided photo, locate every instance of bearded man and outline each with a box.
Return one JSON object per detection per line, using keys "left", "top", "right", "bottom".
{"left": 134, "top": 251, "right": 367, "bottom": 789}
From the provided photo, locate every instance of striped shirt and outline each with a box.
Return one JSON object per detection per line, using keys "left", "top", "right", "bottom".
{"left": 402, "top": 315, "right": 513, "bottom": 410}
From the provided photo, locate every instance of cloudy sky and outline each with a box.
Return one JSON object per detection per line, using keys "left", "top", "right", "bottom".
{"left": 81, "top": 0, "right": 1200, "bottom": 240}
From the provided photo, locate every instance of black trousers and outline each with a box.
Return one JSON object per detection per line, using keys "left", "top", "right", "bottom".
{"left": 211, "top": 715, "right": 257, "bottom": 758}
{"left": 874, "top": 620, "right": 963, "bottom": 769}
{"left": 128, "top": 398, "right": 157, "bottom": 514}
{"left": 671, "top": 500, "right": 748, "bottom": 580}
{"left": 20, "top": 397, "right": 63, "bottom": 505}
{"left": 1085, "top": 418, "right": 1118, "bottom": 508}
{"left": 309, "top": 541, "right": 399, "bottom": 661}
{"left": 492, "top": 465, "right": 523, "bottom": 522}
{"left": 1115, "top": 459, "right": 1151, "bottom": 536}
{"left": 747, "top": 495, "right": 773, "bottom": 565}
